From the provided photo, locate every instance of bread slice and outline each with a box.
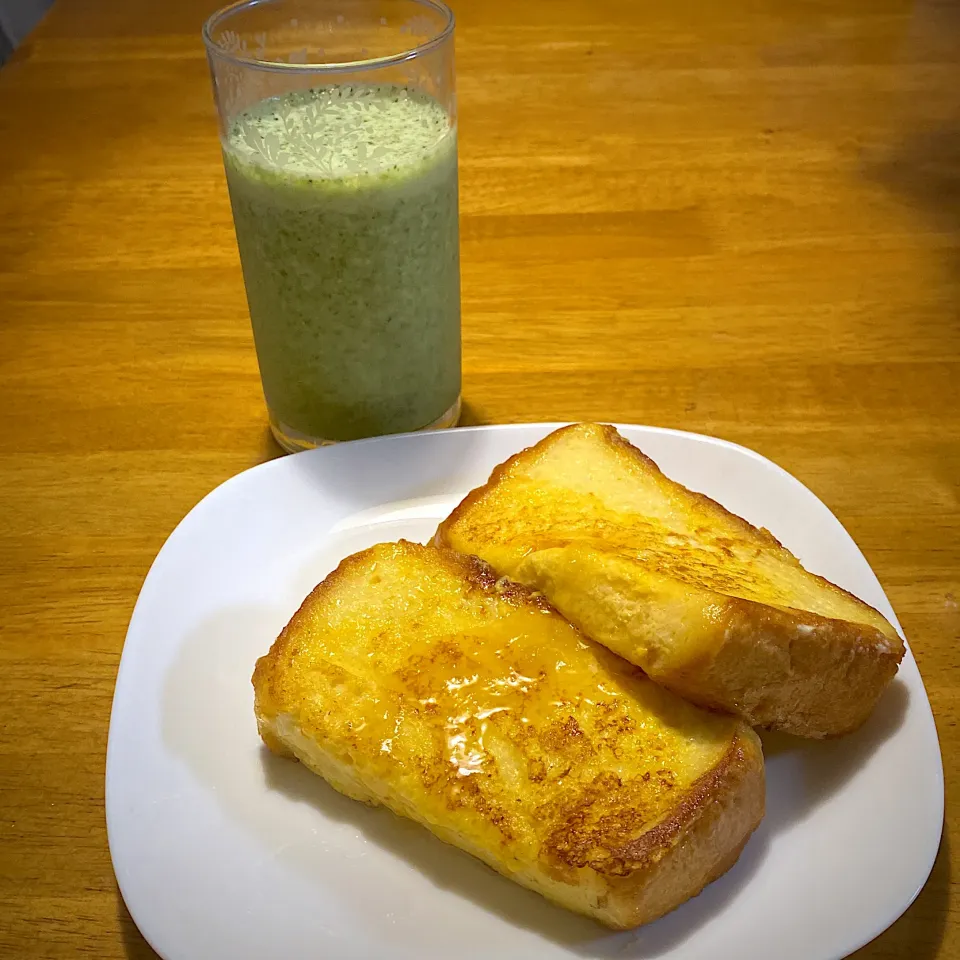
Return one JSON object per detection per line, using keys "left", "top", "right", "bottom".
{"left": 436, "top": 423, "right": 904, "bottom": 738}
{"left": 253, "top": 540, "right": 764, "bottom": 929}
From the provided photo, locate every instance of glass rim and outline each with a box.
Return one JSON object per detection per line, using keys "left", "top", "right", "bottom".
{"left": 202, "top": 0, "right": 455, "bottom": 74}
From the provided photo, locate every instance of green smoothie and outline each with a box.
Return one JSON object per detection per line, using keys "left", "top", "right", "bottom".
{"left": 222, "top": 84, "right": 461, "bottom": 444}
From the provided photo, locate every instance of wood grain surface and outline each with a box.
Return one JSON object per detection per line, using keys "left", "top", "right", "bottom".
{"left": 1, "top": 0, "right": 958, "bottom": 956}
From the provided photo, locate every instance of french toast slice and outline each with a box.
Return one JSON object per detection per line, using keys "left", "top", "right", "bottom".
{"left": 436, "top": 423, "right": 904, "bottom": 738}
{"left": 253, "top": 541, "right": 764, "bottom": 929}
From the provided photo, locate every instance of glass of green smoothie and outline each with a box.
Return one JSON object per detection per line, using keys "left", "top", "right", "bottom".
{"left": 203, "top": 0, "right": 460, "bottom": 451}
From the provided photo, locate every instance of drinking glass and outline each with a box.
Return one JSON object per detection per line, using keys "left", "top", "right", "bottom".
{"left": 203, "top": 0, "right": 460, "bottom": 451}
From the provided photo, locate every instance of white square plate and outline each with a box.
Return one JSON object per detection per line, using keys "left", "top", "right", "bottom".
{"left": 107, "top": 423, "right": 943, "bottom": 960}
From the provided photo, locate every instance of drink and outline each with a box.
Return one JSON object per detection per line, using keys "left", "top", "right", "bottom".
{"left": 222, "top": 83, "right": 461, "bottom": 445}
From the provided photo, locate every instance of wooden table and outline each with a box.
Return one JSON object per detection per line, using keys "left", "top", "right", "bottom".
{"left": 1, "top": 0, "right": 957, "bottom": 956}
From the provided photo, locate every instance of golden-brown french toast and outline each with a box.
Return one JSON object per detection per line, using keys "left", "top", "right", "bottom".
{"left": 253, "top": 541, "right": 764, "bottom": 929}
{"left": 437, "top": 423, "right": 904, "bottom": 738}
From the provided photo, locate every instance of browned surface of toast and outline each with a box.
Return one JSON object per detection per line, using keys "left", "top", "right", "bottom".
{"left": 253, "top": 540, "right": 764, "bottom": 928}
{"left": 437, "top": 424, "right": 904, "bottom": 737}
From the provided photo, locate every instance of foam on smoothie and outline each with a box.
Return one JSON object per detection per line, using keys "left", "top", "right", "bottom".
{"left": 221, "top": 84, "right": 461, "bottom": 444}
{"left": 226, "top": 84, "right": 451, "bottom": 180}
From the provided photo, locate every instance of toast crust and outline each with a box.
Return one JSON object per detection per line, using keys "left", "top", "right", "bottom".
{"left": 436, "top": 424, "right": 904, "bottom": 738}
{"left": 253, "top": 541, "right": 764, "bottom": 928}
